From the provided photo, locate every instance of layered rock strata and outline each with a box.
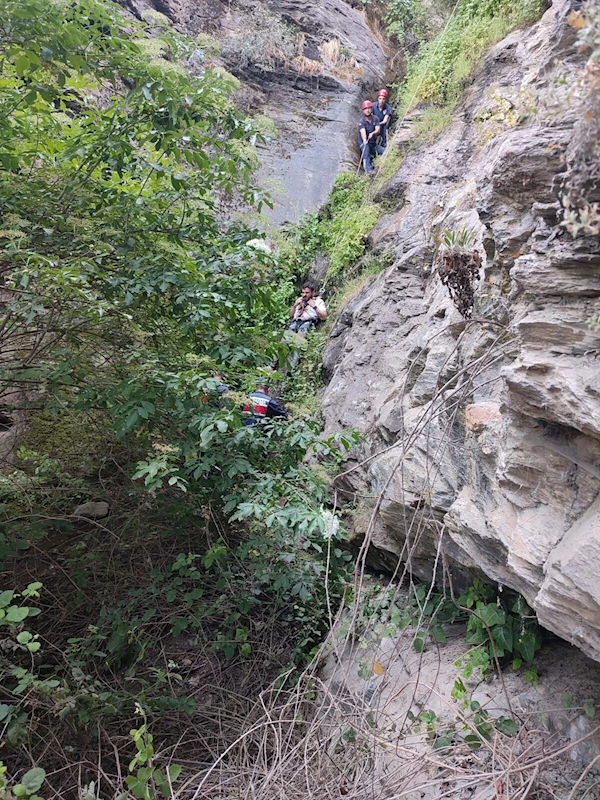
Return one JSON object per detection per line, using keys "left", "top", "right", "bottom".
{"left": 121, "top": 0, "right": 387, "bottom": 223}
{"left": 322, "top": 0, "right": 600, "bottom": 661}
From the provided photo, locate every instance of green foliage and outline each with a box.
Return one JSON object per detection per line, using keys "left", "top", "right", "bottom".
{"left": 125, "top": 708, "right": 181, "bottom": 800}
{"left": 353, "top": 580, "right": 461, "bottom": 647}
{"left": 434, "top": 227, "right": 478, "bottom": 253}
{"left": 0, "top": 0, "right": 314, "bottom": 513}
{"left": 356, "top": 578, "right": 542, "bottom": 679}
{"left": 0, "top": 763, "right": 46, "bottom": 800}
{"left": 195, "top": 32, "right": 221, "bottom": 61}
{"left": 412, "top": 103, "right": 456, "bottom": 142}
{"left": 285, "top": 329, "right": 328, "bottom": 415}
{"left": 406, "top": 703, "right": 519, "bottom": 751}
{"left": 384, "top": 0, "right": 430, "bottom": 42}
{"left": 253, "top": 114, "right": 280, "bottom": 141}
{"left": 372, "top": 146, "right": 403, "bottom": 191}
{"left": 455, "top": 580, "right": 542, "bottom": 683}
{"left": 220, "top": 6, "right": 299, "bottom": 73}
{"left": 322, "top": 174, "right": 380, "bottom": 277}
{"left": 280, "top": 173, "right": 381, "bottom": 290}
{"left": 0, "top": 583, "right": 51, "bottom": 749}
{"left": 397, "top": 0, "right": 546, "bottom": 110}
{"left": 0, "top": 1, "right": 358, "bottom": 790}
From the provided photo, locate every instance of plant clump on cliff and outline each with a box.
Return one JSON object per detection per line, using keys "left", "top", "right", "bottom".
{"left": 393, "top": 0, "right": 546, "bottom": 111}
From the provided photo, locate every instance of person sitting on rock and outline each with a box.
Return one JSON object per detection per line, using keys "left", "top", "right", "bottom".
{"left": 288, "top": 282, "right": 327, "bottom": 335}
{"left": 242, "top": 381, "right": 288, "bottom": 426}
{"left": 372, "top": 89, "right": 393, "bottom": 148}
{"left": 358, "top": 100, "right": 384, "bottom": 173}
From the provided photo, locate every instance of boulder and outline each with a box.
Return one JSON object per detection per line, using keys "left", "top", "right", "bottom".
{"left": 73, "top": 501, "right": 110, "bottom": 520}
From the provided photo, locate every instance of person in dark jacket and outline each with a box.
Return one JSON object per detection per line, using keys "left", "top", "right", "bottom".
{"left": 372, "top": 89, "right": 393, "bottom": 147}
{"left": 357, "top": 99, "right": 384, "bottom": 173}
{"left": 242, "top": 383, "right": 288, "bottom": 426}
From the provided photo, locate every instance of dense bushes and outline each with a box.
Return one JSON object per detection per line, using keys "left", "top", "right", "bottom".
{"left": 281, "top": 173, "right": 380, "bottom": 285}
{"left": 0, "top": 1, "right": 357, "bottom": 795}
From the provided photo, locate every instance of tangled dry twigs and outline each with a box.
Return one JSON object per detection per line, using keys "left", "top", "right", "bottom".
{"left": 180, "top": 319, "right": 600, "bottom": 800}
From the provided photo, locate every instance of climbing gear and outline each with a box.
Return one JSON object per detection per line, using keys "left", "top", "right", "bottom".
{"left": 361, "top": 100, "right": 373, "bottom": 110}
{"left": 378, "top": 89, "right": 389, "bottom": 98}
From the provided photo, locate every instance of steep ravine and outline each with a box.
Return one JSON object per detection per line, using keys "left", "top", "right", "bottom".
{"left": 322, "top": 0, "right": 600, "bottom": 667}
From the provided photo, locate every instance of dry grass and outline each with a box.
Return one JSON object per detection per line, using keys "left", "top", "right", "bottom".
{"left": 319, "top": 38, "right": 363, "bottom": 82}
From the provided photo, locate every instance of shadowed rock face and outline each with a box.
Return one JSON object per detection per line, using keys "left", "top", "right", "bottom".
{"left": 122, "top": 0, "right": 387, "bottom": 223}
{"left": 322, "top": 1, "right": 600, "bottom": 662}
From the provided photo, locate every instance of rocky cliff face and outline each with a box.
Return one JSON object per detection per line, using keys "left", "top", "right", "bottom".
{"left": 122, "top": 0, "right": 386, "bottom": 223}
{"left": 322, "top": 1, "right": 600, "bottom": 662}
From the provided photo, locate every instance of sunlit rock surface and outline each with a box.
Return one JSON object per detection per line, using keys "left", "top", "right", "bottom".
{"left": 322, "top": 0, "right": 600, "bottom": 661}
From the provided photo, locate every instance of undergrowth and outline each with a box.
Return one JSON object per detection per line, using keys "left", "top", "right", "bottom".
{"left": 280, "top": 172, "right": 381, "bottom": 285}
{"left": 397, "top": 0, "right": 546, "bottom": 112}
{"left": 355, "top": 577, "right": 544, "bottom": 689}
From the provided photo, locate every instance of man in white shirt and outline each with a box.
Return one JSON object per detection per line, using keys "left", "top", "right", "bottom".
{"left": 288, "top": 283, "right": 327, "bottom": 335}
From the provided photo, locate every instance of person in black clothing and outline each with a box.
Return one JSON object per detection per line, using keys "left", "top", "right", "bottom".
{"left": 372, "top": 89, "right": 393, "bottom": 147}
{"left": 358, "top": 99, "right": 384, "bottom": 173}
{"left": 242, "top": 383, "right": 288, "bottom": 426}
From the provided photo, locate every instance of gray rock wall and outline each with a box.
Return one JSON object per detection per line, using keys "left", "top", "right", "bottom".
{"left": 322, "top": 1, "right": 600, "bottom": 661}
{"left": 124, "top": 0, "right": 387, "bottom": 224}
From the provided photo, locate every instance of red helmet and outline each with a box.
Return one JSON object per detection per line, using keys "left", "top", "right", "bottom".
{"left": 378, "top": 89, "right": 389, "bottom": 98}
{"left": 362, "top": 100, "right": 373, "bottom": 110}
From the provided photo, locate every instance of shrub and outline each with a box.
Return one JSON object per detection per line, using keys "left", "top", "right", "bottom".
{"left": 196, "top": 32, "right": 221, "bottom": 61}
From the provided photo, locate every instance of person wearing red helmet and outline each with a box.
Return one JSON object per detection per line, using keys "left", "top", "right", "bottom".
{"left": 372, "top": 89, "right": 393, "bottom": 147}
{"left": 358, "top": 99, "right": 384, "bottom": 173}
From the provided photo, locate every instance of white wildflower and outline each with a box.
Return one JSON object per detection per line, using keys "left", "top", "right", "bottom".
{"left": 322, "top": 509, "right": 340, "bottom": 540}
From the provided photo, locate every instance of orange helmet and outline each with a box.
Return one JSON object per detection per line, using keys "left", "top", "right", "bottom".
{"left": 362, "top": 100, "right": 373, "bottom": 110}
{"left": 378, "top": 89, "right": 389, "bottom": 99}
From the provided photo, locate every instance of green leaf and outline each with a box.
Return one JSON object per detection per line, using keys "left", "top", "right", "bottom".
{"left": 154, "top": 769, "right": 169, "bottom": 796}
{"left": 583, "top": 700, "right": 596, "bottom": 719}
{"left": 433, "top": 732, "right": 454, "bottom": 750}
{"left": 15, "top": 54, "right": 31, "bottom": 77}
{"left": 171, "top": 617, "right": 188, "bottom": 636}
{"left": 492, "top": 623, "right": 513, "bottom": 654}
{"left": 464, "top": 733, "right": 482, "bottom": 749}
{"left": 0, "top": 590, "right": 15, "bottom": 608}
{"left": 477, "top": 603, "right": 505, "bottom": 628}
{"left": 413, "top": 634, "right": 425, "bottom": 653}
{"left": 495, "top": 716, "right": 518, "bottom": 736}
{"left": 431, "top": 624, "right": 446, "bottom": 643}
{"left": 515, "top": 630, "right": 539, "bottom": 664}
{"left": 6, "top": 606, "right": 29, "bottom": 623}
{"left": 21, "top": 767, "right": 46, "bottom": 794}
